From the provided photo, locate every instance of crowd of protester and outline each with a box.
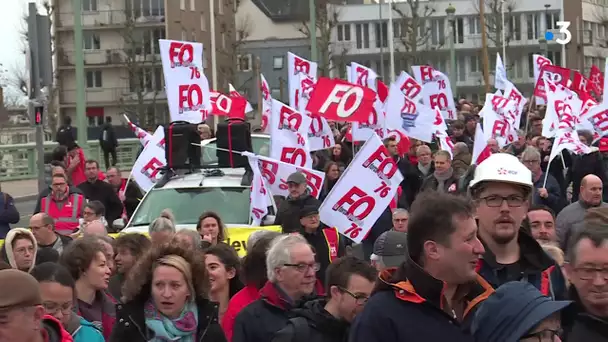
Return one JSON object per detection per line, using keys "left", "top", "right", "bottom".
{"left": 0, "top": 97, "right": 607, "bottom": 342}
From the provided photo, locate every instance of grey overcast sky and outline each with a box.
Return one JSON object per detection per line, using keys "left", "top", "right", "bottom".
{"left": 0, "top": 0, "right": 27, "bottom": 96}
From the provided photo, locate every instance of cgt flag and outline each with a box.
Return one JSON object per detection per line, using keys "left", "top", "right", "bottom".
{"left": 306, "top": 77, "right": 377, "bottom": 123}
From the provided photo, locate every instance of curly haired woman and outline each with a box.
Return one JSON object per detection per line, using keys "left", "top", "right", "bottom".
{"left": 110, "top": 243, "right": 226, "bottom": 342}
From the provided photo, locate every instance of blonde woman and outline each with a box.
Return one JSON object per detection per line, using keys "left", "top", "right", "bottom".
{"left": 110, "top": 243, "right": 226, "bottom": 342}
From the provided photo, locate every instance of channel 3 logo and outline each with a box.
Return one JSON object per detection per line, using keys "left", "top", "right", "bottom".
{"left": 545, "top": 21, "right": 572, "bottom": 45}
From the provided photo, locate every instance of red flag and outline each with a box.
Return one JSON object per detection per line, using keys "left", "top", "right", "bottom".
{"left": 533, "top": 65, "right": 570, "bottom": 99}
{"left": 588, "top": 65, "right": 604, "bottom": 96}
{"left": 306, "top": 77, "right": 376, "bottom": 123}
{"left": 210, "top": 92, "right": 247, "bottom": 120}
{"left": 377, "top": 80, "right": 389, "bottom": 103}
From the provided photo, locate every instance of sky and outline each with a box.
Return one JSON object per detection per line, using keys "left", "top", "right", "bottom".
{"left": 0, "top": 0, "right": 27, "bottom": 99}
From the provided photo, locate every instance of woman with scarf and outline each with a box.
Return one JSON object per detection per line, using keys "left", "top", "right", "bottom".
{"left": 110, "top": 243, "right": 226, "bottom": 342}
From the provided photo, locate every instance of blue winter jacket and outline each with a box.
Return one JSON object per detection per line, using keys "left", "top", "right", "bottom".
{"left": 72, "top": 317, "right": 105, "bottom": 342}
{"left": 0, "top": 192, "right": 20, "bottom": 239}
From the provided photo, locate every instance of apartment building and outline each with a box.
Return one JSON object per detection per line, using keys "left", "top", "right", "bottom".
{"left": 52, "top": 0, "right": 235, "bottom": 131}
{"left": 329, "top": 0, "right": 608, "bottom": 101}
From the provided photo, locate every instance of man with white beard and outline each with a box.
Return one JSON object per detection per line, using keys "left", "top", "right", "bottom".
{"left": 468, "top": 153, "right": 567, "bottom": 300}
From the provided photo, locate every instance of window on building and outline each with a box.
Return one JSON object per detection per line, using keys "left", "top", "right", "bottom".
{"left": 457, "top": 55, "right": 466, "bottom": 81}
{"left": 271, "top": 88, "right": 281, "bottom": 100}
{"left": 547, "top": 51, "right": 562, "bottom": 66}
{"left": 88, "top": 116, "right": 104, "bottom": 126}
{"left": 527, "top": 53, "right": 535, "bottom": 78}
{"left": 509, "top": 14, "right": 522, "bottom": 41}
{"left": 470, "top": 55, "right": 480, "bottom": 73}
{"left": 338, "top": 25, "right": 343, "bottom": 41}
{"left": 218, "top": 0, "right": 223, "bottom": 14}
{"left": 597, "top": 23, "right": 606, "bottom": 40}
{"left": 83, "top": 32, "right": 100, "bottom": 50}
{"left": 355, "top": 24, "right": 363, "bottom": 49}
{"left": 273, "top": 56, "right": 284, "bottom": 70}
{"left": 192, "top": 30, "right": 196, "bottom": 42}
{"left": 374, "top": 22, "right": 388, "bottom": 48}
{"left": 453, "top": 18, "right": 464, "bottom": 44}
{"left": 237, "top": 54, "right": 252, "bottom": 72}
{"left": 344, "top": 24, "right": 351, "bottom": 41}
{"left": 151, "top": 0, "right": 165, "bottom": 16}
{"left": 85, "top": 70, "right": 102, "bottom": 88}
{"left": 82, "top": 0, "right": 97, "bottom": 11}
{"left": 431, "top": 19, "right": 445, "bottom": 46}
{"left": 363, "top": 23, "right": 370, "bottom": 48}
{"left": 546, "top": 12, "right": 559, "bottom": 30}
{"left": 152, "top": 28, "right": 165, "bottom": 54}
{"left": 222, "top": 33, "right": 226, "bottom": 49}
{"left": 469, "top": 16, "right": 481, "bottom": 34}
{"left": 190, "top": 0, "right": 195, "bottom": 10}
{"left": 512, "top": 57, "right": 523, "bottom": 79}
{"left": 527, "top": 14, "right": 540, "bottom": 40}
{"left": 201, "top": 13, "right": 206, "bottom": 31}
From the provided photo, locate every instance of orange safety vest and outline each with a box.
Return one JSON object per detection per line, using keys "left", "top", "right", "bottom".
{"left": 322, "top": 227, "right": 340, "bottom": 262}
{"left": 41, "top": 193, "right": 84, "bottom": 235}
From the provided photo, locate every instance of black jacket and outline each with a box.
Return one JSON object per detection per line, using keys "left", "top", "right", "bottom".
{"left": 56, "top": 125, "right": 76, "bottom": 147}
{"left": 233, "top": 281, "right": 315, "bottom": 342}
{"left": 568, "top": 151, "right": 608, "bottom": 202}
{"left": 301, "top": 226, "right": 346, "bottom": 285}
{"left": 395, "top": 156, "right": 421, "bottom": 209}
{"left": 110, "top": 295, "right": 226, "bottom": 342}
{"left": 34, "top": 186, "right": 84, "bottom": 214}
{"left": 349, "top": 260, "right": 493, "bottom": 342}
{"left": 274, "top": 191, "right": 321, "bottom": 233}
{"left": 78, "top": 180, "right": 124, "bottom": 226}
{"left": 0, "top": 192, "right": 19, "bottom": 239}
{"left": 420, "top": 172, "right": 460, "bottom": 194}
{"left": 563, "top": 287, "right": 608, "bottom": 342}
{"left": 121, "top": 182, "right": 143, "bottom": 219}
{"left": 272, "top": 299, "right": 350, "bottom": 342}
{"left": 477, "top": 230, "right": 568, "bottom": 300}
{"left": 99, "top": 123, "right": 118, "bottom": 150}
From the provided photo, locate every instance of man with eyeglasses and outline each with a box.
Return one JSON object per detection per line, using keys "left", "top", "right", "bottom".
{"left": 39, "top": 174, "right": 86, "bottom": 236}
{"left": 521, "top": 147, "right": 563, "bottom": 214}
{"left": 469, "top": 153, "right": 567, "bottom": 300}
{"left": 29, "top": 213, "right": 72, "bottom": 254}
{"left": 273, "top": 257, "right": 376, "bottom": 342}
{"left": 0, "top": 269, "right": 73, "bottom": 342}
{"left": 562, "top": 224, "right": 608, "bottom": 341}
{"left": 233, "top": 234, "right": 321, "bottom": 342}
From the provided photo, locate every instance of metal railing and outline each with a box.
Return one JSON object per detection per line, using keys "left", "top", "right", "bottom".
{"left": 57, "top": 49, "right": 161, "bottom": 68}
{"left": 0, "top": 138, "right": 140, "bottom": 181}
{"left": 55, "top": 10, "right": 165, "bottom": 29}
{"left": 60, "top": 88, "right": 166, "bottom": 106}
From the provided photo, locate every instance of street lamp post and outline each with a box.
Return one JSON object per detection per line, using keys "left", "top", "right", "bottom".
{"left": 544, "top": 4, "right": 551, "bottom": 58}
{"left": 446, "top": 4, "right": 456, "bottom": 95}
{"left": 539, "top": 38, "right": 548, "bottom": 58}
{"left": 501, "top": 0, "right": 506, "bottom": 67}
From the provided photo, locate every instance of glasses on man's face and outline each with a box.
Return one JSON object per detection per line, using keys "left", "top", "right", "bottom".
{"left": 51, "top": 183, "right": 66, "bottom": 188}
{"left": 520, "top": 328, "right": 562, "bottom": 342}
{"left": 283, "top": 262, "right": 320, "bottom": 273}
{"left": 479, "top": 195, "right": 525, "bottom": 208}
{"left": 522, "top": 159, "right": 541, "bottom": 165}
{"left": 83, "top": 210, "right": 96, "bottom": 217}
{"left": 393, "top": 218, "right": 408, "bottom": 223}
{"left": 574, "top": 266, "right": 608, "bottom": 281}
{"left": 338, "top": 287, "right": 369, "bottom": 306}
{"left": 42, "top": 301, "right": 72, "bottom": 316}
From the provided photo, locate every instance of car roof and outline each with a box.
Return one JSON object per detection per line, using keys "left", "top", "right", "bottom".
{"left": 154, "top": 168, "right": 247, "bottom": 189}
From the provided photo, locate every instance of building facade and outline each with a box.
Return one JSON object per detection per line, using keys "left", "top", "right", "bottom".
{"left": 329, "top": 0, "right": 608, "bottom": 101}
{"left": 234, "top": 0, "right": 311, "bottom": 119}
{"left": 52, "top": 0, "right": 235, "bottom": 133}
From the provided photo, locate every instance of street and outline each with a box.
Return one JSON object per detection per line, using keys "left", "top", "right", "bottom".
{"left": 14, "top": 198, "right": 38, "bottom": 229}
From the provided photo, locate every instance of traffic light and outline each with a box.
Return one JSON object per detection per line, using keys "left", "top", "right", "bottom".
{"left": 34, "top": 106, "right": 44, "bottom": 125}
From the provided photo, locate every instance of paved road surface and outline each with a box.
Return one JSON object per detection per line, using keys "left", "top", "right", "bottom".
{"left": 14, "top": 198, "right": 37, "bottom": 229}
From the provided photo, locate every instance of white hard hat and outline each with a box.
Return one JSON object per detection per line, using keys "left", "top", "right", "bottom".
{"left": 468, "top": 153, "right": 533, "bottom": 191}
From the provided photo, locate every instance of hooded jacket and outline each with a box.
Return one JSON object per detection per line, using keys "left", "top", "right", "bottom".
{"left": 274, "top": 190, "right": 321, "bottom": 233}
{"left": 0, "top": 228, "right": 38, "bottom": 272}
{"left": 349, "top": 259, "right": 494, "bottom": 342}
{"left": 476, "top": 229, "right": 568, "bottom": 300}
{"left": 272, "top": 298, "right": 350, "bottom": 342}
{"left": 42, "top": 314, "right": 74, "bottom": 342}
{"left": 64, "top": 314, "right": 105, "bottom": 342}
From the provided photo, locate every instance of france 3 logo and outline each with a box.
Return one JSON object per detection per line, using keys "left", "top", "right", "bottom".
{"left": 545, "top": 21, "right": 572, "bottom": 45}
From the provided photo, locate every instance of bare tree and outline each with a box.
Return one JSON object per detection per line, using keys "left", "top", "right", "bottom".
{"left": 298, "top": 1, "right": 347, "bottom": 77}
{"left": 118, "top": 9, "right": 162, "bottom": 127}
{"left": 218, "top": 0, "right": 252, "bottom": 91}
{"left": 391, "top": 0, "right": 437, "bottom": 68}
{"left": 473, "top": 0, "right": 518, "bottom": 49}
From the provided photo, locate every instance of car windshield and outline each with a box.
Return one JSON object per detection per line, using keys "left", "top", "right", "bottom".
{"left": 130, "top": 187, "right": 251, "bottom": 226}
{"left": 201, "top": 136, "right": 270, "bottom": 165}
